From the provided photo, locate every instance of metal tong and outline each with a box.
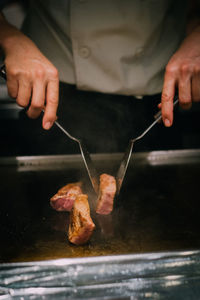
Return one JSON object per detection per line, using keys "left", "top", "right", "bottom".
{"left": 0, "top": 65, "right": 99, "bottom": 194}
{"left": 0, "top": 64, "right": 178, "bottom": 196}
{"left": 116, "top": 97, "right": 179, "bottom": 194}
{"left": 53, "top": 121, "right": 99, "bottom": 194}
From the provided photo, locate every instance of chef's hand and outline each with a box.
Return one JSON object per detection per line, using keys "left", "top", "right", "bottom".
{"left": 161, "top": 25, "right": 200, "bottom": 127}
{"left": 0, "top": 15, "right": 59, "bottom": 130}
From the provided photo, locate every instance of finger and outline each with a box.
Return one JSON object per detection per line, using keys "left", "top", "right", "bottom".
{"left": 6, "top": 76, "right": 18, "bottom": 99}
{"left": 16, "top": 78, "right": 32, "bottom": 108}
{"left": 191, "top": 68, "right": 200, "bottom": 102}
{"left": 178, "top": 71, "right": 192, "bottom": 109}
{"left": 161, "top": 75, "right": 176, "bottom": 127}
{"left": 43, "top": 79, "right": 59, "bottom": 130}
{"left": 26, "top": 80, "right": 46, "bottom": 119}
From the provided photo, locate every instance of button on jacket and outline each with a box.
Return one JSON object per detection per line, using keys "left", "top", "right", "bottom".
{"left": 22, "top": 0, "right": 187, "bottom": 96}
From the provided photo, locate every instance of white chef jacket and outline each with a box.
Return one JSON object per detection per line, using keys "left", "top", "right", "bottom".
{"left": 22, "top": 0, "right": 188, "bottom": 96}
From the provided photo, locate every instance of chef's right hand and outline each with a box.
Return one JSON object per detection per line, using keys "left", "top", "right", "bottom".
{"left": 0, "top": 16, "right": 59, "bottom": 130}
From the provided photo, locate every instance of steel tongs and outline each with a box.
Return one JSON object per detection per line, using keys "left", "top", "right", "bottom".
{"left": 0, "top": 64, "right": 178, "bottom": 197}
{"left": 116, "top": 98, "right": 179, "bottom": 194}
{"left": 0, "top": 65, "right": 99, "bottom": 194}
{"left": 54, "top": 121, "right": 99, "bottom": 194}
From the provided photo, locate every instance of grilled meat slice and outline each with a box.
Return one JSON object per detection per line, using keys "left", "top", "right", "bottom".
{"left": 50, "top": 182, "right": 82, "bottom": 212}
{"left": 96, "top": 173, "right": 116, "bottom": 215}
{"left": 68, "top": 194, "right": 95, "bottom": 245}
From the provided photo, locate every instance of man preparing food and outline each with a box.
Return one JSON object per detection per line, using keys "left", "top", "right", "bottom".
{"left": 1, "top": 0, "right": 200, "bottom": 247}
{"left": 0, "top": 0, "right": 200, "bottom": 153}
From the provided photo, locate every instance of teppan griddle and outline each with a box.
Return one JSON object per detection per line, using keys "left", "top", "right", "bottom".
{"left": 0, "top": 149, "right": 200, "bottom": 263}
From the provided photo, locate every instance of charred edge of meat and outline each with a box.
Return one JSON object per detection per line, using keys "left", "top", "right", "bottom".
{"left": 68, "top": 194, "right": 95, "bottom": 245}
{"left": 57, "top": 182, "right": 82, "bottom": 194}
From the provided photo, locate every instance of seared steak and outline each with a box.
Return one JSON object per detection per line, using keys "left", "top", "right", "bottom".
{"left": 96, "top": 173, "right": 116, "bottom": 215}
{"left": 50, "top": 182, "right": 82, "bottom": 211}
{"left": 51, "top": 174, "right": 116, "bottom": 245}
{"left": 68, "top": 194, "right": 95, "bottom": 245}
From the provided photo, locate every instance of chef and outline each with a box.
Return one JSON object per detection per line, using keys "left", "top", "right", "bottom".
{"left": 0, "top": 0, "right": 200, "bottom": 153}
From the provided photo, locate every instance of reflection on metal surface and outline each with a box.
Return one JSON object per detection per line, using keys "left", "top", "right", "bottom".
{"left": 0, "top": 149, "right": 200, "bottom": 170}
{"left": 0, "top": 251, "right": 200, "bottom": 299}
{"left": 162, "top": 275, "right": 183, "bottom": 288}
{"left": 146, "top": 149, "right": 200, "bottom": 166}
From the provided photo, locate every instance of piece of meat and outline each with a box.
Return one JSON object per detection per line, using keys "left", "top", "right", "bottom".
{"left": 68, "top": 194, "right": 95, "bottom": 245}
{"left": 96, "top": 173, "right": 116, "bottom": 215}
{"left": 50, "top": 182, "right": 82, "bottom": 212}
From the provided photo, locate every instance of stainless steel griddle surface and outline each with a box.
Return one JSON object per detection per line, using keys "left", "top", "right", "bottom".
{"left": 0, "top": 150, "right": 200, "bottom": 263}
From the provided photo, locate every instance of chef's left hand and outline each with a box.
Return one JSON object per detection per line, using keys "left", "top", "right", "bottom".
{"left": 161, "top": 26, "right": 200, "bottom": 127}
